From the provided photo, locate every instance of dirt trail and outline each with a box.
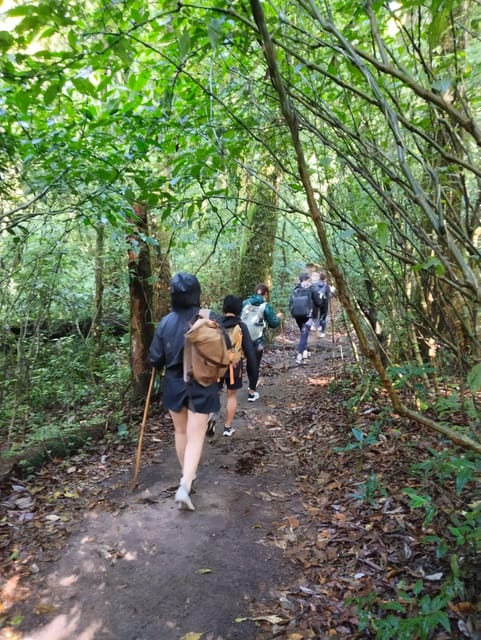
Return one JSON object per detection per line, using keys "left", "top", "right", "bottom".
{"left": 2, "top": 329, "right": 342, "bottom": 640}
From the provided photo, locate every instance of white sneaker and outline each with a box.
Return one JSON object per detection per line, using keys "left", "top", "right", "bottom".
{"left": 302, "top": 350, "right": 310, "bottom": 359}
{"left": 223, "top": 426, "right": 235, "bottom": 437}
{"left": 295, "top": 353, "right": 303, "bottom": 365}
{"left": 175, "top": 484, "right": 195, "bottom": 511}
{"left": 319, "top": 332, "right": 325, "bottom": 338}
{"left": 247, "top": 391, "right": 260, "bottom": 402}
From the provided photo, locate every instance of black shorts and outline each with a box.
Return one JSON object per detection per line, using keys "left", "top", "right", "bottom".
{"left": 162, "top": 372, "right": 220, "bottom": 414}
{"left": 219, "top": 360, "right": 243, "bottom": 391}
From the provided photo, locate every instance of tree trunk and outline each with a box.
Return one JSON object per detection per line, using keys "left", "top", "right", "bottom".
{"left": 128, "top": 203, "right": 155, "bottom": 402}
{"left": 150, "top": 226, "right": 172, "bottom": 322}
{"left": 238, "top": 162, "right": 280, "bottom": 298}
{"left": 91, "top": 223, "right": 105, "bottom": 352}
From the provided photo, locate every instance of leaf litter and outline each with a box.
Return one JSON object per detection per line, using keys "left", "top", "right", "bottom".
{"left": 0, "top": 323, "right": 480, "bottom": 638}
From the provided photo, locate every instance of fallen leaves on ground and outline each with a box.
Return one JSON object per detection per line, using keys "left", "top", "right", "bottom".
{"left": 1, "top": 326, "right": 480, "bottom": 639}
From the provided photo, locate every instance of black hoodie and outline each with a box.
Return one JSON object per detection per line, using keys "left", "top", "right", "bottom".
{"left": 148, "top": 273, "right": 201, "bottom": 373}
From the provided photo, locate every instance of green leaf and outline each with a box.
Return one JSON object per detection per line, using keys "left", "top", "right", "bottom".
{"left": 431, "top": 78, "right": 452, "bottom": 93}
{"left": 71, "top": 77, "right": 98, "bottom": 99}
{"left": 0, "top": 30, "right": 14, "bottom": 51}
{"left": 467, "top": 362, "right": 481, "bottom": 392}
{"left": 178, "top": 30, "right": 191, "bottom": 58}
{"left": 43, "top": 82, "right": 59, "bottom": 105}
{"left": 207, "top": 19, "right": 223, "bottom": 49}
{"left": 376, "top": 221, "right": 389, "bottom": 248}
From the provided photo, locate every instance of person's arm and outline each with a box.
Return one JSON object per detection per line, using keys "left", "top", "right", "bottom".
{"left": 148, "top": 319, "right": 167, "bottom": 370}
{"left": 264, "top": 303, "right": 281, "bottom": 329}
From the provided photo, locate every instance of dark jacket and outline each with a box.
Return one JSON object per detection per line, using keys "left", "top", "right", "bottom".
{"left": 148, "top": 273, "right": 220, "bottom": 413}
{"left": 242, "top": 294, "right": 281, "bottom": 345}
{"left": 220, "top": 315, "right": 258, "bottom": 383}
{"left": 148, "top": 272, "right": 201, "bottom": 373}
{"left": 289, "top": 282, "right": 323, "bottom": 320}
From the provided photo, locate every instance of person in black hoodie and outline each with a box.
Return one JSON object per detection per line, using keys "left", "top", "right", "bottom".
{"left": 148, "top": 272, "right": 220, "bottom": 511}
{"left": 207, "top": 295, "right": 258, "bottom": 437}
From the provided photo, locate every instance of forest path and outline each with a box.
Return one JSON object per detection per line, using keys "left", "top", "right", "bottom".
{"left": 2, "top": 326, "right": 349, "bottom": 640}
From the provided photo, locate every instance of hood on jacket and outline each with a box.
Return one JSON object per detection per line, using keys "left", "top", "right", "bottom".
{"left": 170, "top": 272, "right": 201, "bottom": 310}
{"left": 246, "top": 293, "right": 265, "bottom": 306}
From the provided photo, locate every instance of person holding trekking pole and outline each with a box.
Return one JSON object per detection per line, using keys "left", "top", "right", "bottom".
{"left": 148, "top": 272, "right": 220, "bottom": 511}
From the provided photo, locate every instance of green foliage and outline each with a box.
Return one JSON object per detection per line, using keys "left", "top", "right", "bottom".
{"left": 349, "top": 472, "right": 387, "bottom": 506}
{"left": 402, "top": 488, "right": 437, "bottom": 525}
{"left": 0, "top": 334, "right": 130, "bottom": 452}
{"left": 334, "top": 426, "right": 380, "bottom": 452}
{"left": 352, "top": 579, "right": 454, "bottom": 639}
{"left": 448, "top": 502, "right": 481, "bottom": 555}
{"left": 411, "top": 448, "right": 480, "bottom": 495}
{"left": 467, "top": 362, "right": 481, "bottom": 393}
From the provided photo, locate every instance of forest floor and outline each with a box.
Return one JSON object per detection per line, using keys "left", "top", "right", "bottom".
{"left": 1, "top": 320, "right": 480, "bottom": 640}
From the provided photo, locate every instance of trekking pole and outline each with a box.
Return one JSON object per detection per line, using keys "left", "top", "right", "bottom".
{"left": 131, "top": 367, "right": 156, "bottom": 490}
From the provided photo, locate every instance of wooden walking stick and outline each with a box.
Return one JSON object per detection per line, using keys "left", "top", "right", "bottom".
{"left": 131, "top": 367, "right": 156, "bottom": 490}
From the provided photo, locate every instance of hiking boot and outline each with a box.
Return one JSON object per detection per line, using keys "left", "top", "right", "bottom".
{"left": 206, "top": 415, "right": 216, "bottom": 437}
{"left": 175, "top": 484, "right": 195, "bottom": 511}
{"left": 295, "top": 353, "right": 303, "bottom": 365}
{"left": 223, "top": 426, "right": 235, "bottom": 437}
{"left": 247, "top": 391, "right": 260, "bottom": 402}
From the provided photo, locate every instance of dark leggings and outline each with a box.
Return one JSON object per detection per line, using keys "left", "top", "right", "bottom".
{"left": 248, "top": 343, "right": 263, "bottom": 391}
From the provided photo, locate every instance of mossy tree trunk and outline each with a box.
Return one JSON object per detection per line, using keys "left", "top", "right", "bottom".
{"left": 238, "top": 163, "right": 281, "bottom": 298}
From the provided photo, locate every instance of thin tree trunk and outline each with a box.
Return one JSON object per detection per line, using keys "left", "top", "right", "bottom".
{"left": 128, "top": 203, "right": 154, "bottom": 402}
{"left": 91, "top": 223, "right": 105, "bottom": 351}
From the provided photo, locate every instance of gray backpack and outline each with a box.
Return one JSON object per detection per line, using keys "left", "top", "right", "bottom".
{"left": 240, "top": 302, "right": 267, "bottom": 341}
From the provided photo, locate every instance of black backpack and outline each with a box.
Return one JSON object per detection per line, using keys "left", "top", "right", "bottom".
{"left": 290, "top": 286, "right": 313, "bottom": 318}
{"left": 315, "top": 281, "right": 329, "bottom": 312}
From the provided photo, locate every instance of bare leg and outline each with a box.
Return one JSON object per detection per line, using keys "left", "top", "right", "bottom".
{"left": 182, "top": 410, "right": 208, "bottom": 492}
{"left": 169, "top": 407, "right": 188, "bottom": 472}
{"left": 225, "top": 389, "right": 237, "bottom": 428}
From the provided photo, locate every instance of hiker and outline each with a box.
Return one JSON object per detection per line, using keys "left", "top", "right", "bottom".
{"left": 241, "top": 283, "right": 283, "bottom": 401}
{"left": 311, "top": 270, "right": 331, "bottom": 338}
{"left": 148, "top": 272, "right": 220, "bottom": 511}
{"left": 207, "top": 295, "right": 258, "bottom": 438}
{"left": 289, "top": 272, "right": 322, "bottom": 364}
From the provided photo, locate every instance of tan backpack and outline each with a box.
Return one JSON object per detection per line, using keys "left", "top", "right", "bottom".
{"left": 184, "top": 312, "right": 242, "bottom": 387}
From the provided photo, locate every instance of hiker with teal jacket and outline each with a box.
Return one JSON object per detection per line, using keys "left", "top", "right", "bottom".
{"left": 241, "top": 283, "right": 283, "bottom": 402}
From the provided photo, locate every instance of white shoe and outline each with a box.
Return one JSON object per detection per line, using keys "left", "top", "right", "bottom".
{"left": 175, "top": 484, "right": 195, "bottom": 511}
{"left": 302, "top": 350, "right": 310, "bottom": 359}
{"left": 295, "top": 353, "right": 303, "bottom": 365}
{"left": 223, "top": 426, "right": 235, "bottom": 437}
{"left": 247, "top": 391, "right": 260, "bottom": 402}
{"left": 319, "top": 332, "right": 325, "bottom": 338}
